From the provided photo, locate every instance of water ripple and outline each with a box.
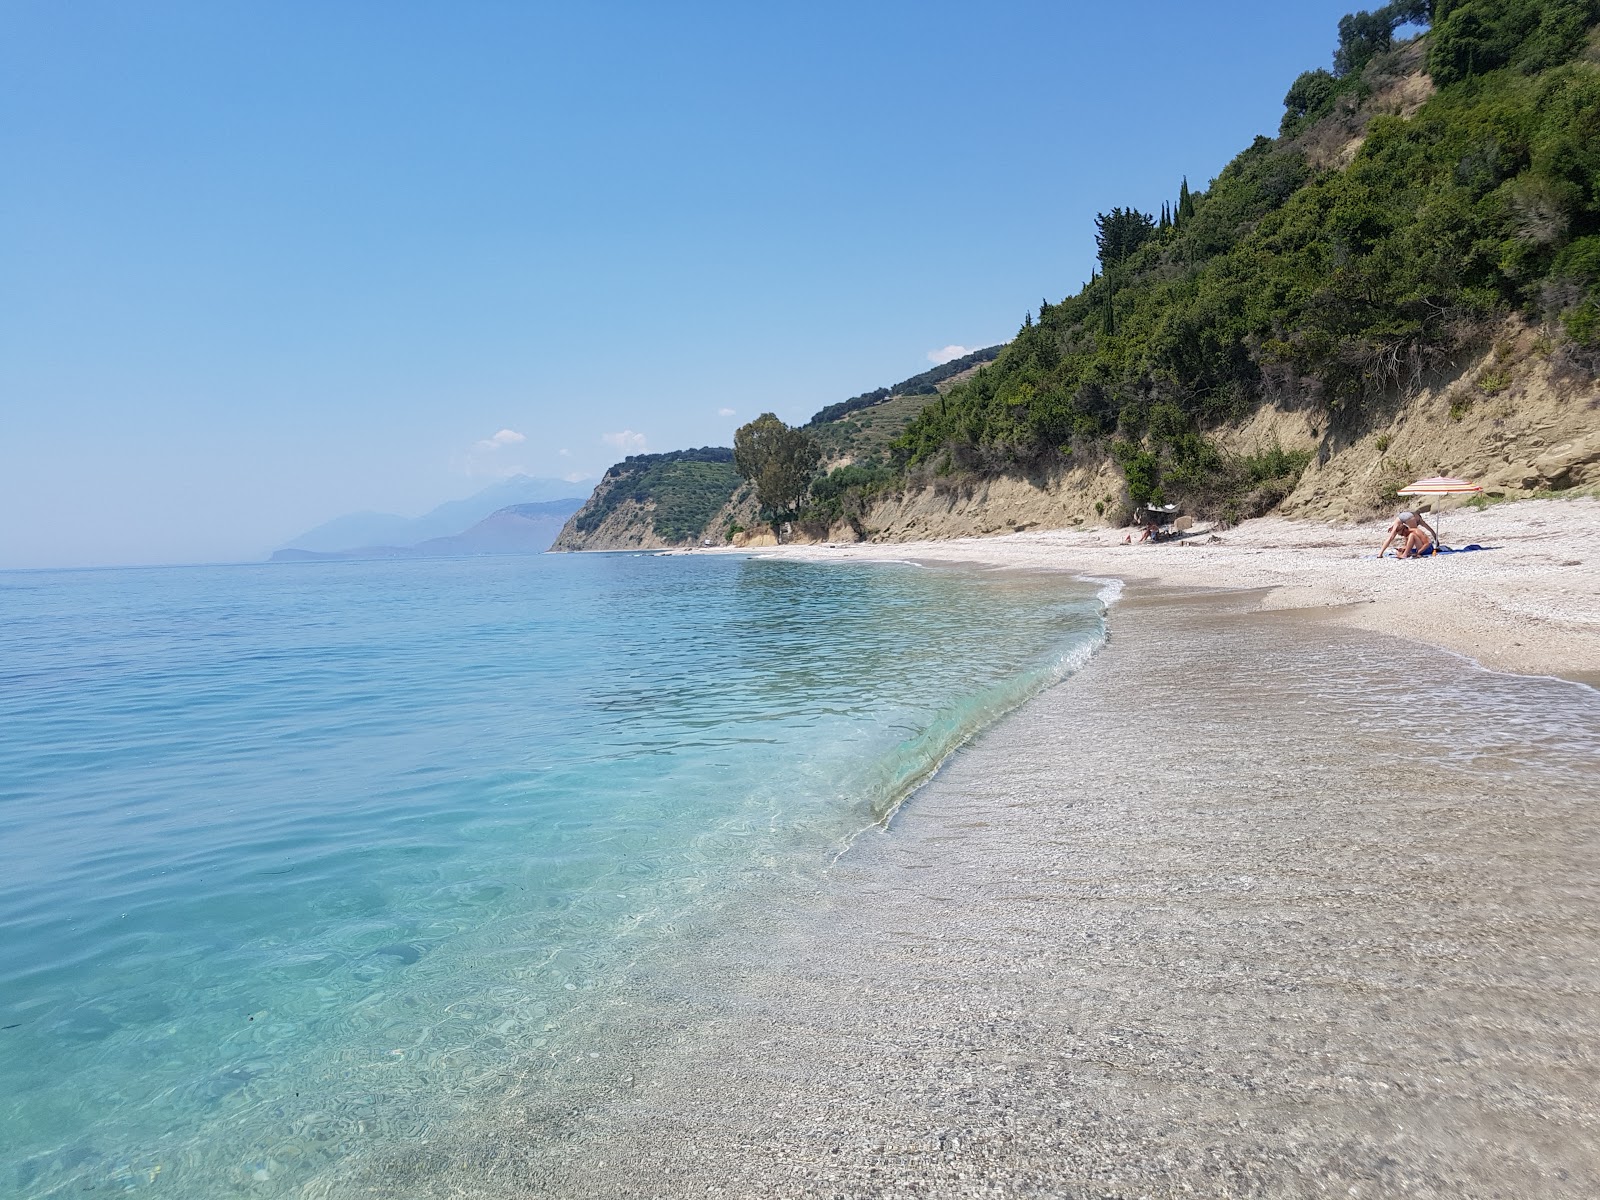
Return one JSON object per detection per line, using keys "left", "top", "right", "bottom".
{"left": 0, "top": 554, "right": 1102, "bottom": 1198}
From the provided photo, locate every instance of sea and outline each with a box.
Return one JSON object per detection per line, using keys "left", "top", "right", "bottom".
{"left": 0, "top": 551, "right": 1108, "bottom": 1198}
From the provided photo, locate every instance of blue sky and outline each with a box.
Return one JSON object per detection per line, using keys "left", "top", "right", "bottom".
{"left": 2, "top": 0, "right": 1363, "bottom": 567}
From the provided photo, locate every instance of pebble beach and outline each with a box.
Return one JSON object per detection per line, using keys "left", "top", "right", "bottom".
{"left": 329, "top": 498, "right": 1600, "bottom": 1198}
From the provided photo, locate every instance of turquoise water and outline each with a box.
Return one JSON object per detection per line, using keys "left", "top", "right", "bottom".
{"left": 0, "top": 553, "right": 1105, "bottom": 1197}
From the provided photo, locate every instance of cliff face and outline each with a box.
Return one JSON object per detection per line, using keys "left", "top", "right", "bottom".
{"left": 551, "top": 450, "right": 744, "bottom": 551}
{"left": 553, "top": 476, "right": 761, "bottom": 551}
{"left": 851, "top": 463, "right": 1127, "bottom": 543}
{"left": 551, "top": 494, "right": 674, "bottom": 551}
{"left": 832, "top": 329, "right": 1599, "bottom": 544}
{"left": 1279, "top": 325, "right": 1600, "bottom": 520}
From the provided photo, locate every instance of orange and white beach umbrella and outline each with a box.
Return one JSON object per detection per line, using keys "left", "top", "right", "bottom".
{"left": 1396, "top": 476, "right": 1483, "bottom": 496}
{"left": 1395, "top": 476, "right": 1482, "bottom": 551}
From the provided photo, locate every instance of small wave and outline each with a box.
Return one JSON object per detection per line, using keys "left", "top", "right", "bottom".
{"left": 836, "top": 620, "right": 1108, "bottom": 853}
{"left": 1075, "top": 574, "right": 1125, "bottom": 609}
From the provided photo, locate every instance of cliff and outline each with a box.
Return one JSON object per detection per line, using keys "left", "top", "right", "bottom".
{"left": 833, "top": 324, "right": 1598, "bottom": 544}
{"left": 552, "top": 449, "right": 747, "bottom": 551}
{"left": 888, "top": 3, "right": 1600, "bottom": 526}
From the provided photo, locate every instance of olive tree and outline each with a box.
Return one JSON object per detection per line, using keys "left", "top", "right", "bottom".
{"left": 733, "top": 413, "right": 821, "bottom": 538}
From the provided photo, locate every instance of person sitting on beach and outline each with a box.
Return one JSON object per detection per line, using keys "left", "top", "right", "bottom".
{"left": 1377, "top": 510, "right": 1437, "bottom": 558}
{"left": 1396, "top": 521, "right": 1435, "bottom": 558}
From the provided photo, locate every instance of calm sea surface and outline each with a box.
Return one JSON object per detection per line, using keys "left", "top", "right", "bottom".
{"left": 0, "top": 552, "right": 1105, "bottom": 1197}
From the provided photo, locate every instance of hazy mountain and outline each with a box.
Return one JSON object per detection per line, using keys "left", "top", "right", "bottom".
{"left": 279, "top": 476, "right": 589, "bottom": 554}
{"left": 271, "top": 499, "right": 583, "bottom": 562}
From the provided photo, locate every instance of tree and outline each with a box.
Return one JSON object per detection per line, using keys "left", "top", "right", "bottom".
{"left": 1388, "top": 0, "right": 1433, "bottom": 24}
{"left": 1177, "top": 177, "right": 1195, "bottom": 224}
{"left": 1428, "top": 0, "right": 1599, "bottom": 87}
{"left": 1334, "top": 8, "right": 1396, "bottom": 75}
{"left": 1335, "top": 1, "right": 1442, "bottom": 77}
{"left": 733, "top": 413, "right": 821, "bottom": 535}
{"left": 1094, "top": 207, "right": 1156, "bottom": 270}
{"left": 1281, "top": 68, "right": 1339, "bottom": 135}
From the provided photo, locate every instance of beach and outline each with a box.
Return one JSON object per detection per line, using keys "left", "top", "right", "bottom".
{"left": 333, "top": 498, "right": 1600, "bottom": 1199}
{"left": 764, "top": 496, "right": 1600, "bottom": 685}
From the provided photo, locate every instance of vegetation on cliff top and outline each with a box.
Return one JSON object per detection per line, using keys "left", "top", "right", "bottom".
{"left": 570, "top": 448, "right": 741, "bottom": 544}
{"left": 893, "top": 0, "right": 1600, "bottom": 515}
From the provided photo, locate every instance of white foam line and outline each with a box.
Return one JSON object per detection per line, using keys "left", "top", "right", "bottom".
{"left": 1074, "top": 574, "right": 1125, "bottom": 609}
{"left": 826, "top": 624, "right": 1110, "bottom": 867}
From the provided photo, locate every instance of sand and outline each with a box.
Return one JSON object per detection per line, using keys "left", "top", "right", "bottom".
{"left": 754, "top": 496, "right": 1600, "bottom": 685}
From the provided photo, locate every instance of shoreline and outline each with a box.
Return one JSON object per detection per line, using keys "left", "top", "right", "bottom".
{"left": 315, "top": 517, "right": 1600, "bottom": 1196}
{"left": 342, "top": 585, "right": 1600, "bottom": 1198}
{"left": 725, "top": 495, "right": 1600, "bottom": 686}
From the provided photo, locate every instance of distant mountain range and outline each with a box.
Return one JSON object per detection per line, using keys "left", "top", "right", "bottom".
{"left": 271, "top": 499, "right": 584, "bottom": 562}
{"left": 277, "top": 475, "right": 589, "bottom": 555}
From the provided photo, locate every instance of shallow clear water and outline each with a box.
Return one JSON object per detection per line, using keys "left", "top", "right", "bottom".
{"left": 0, "top": 552, "right": 1104, "bottom": 1197}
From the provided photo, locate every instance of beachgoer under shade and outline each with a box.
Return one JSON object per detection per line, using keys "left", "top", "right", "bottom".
{"left": 1396, "top": 521, "right": 1435, "bottom": 558}
{"left": 1377, "top": 510, "right": 1438, "bottom": 558}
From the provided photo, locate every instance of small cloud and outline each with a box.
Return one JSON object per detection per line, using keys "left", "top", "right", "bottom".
{"left": 475, "top": 428, "right": 526, "bottom": 452}
{"left": 601, "top": 429, "right": 648, "bottom": 454}
{"left": 562, "top": 471, "right": 590, "bottom": 484}
{"left": 718, "top": 407, "right": 736, "bottom": 417}
{"left": 927, "top": 345, "right": 970, "bottom": 365}
{"left": 458, "top": 428, "right": 529, "bottom": 477}
{"left": 558, "top": 448, "right": 572, "bottom": 457}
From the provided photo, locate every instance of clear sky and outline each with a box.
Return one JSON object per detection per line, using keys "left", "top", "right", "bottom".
{"left": 1, "top": 0, "right": 1362, "bottom": 568}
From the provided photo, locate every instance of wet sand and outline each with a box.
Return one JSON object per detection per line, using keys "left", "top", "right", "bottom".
{"left": 345, "top": 587, "right": 1600, "bottom": 1199}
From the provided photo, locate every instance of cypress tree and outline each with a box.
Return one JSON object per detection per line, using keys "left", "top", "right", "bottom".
{"left": 1177, "top": 176, "right": 1195, "bottom": 223}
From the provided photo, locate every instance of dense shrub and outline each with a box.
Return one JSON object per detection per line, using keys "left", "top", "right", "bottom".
{"left": 1429, "top": 0, "right": 1599, "bottom": 86}
{"left": 893, "top": 0, "right": 1600, "bottom": 516}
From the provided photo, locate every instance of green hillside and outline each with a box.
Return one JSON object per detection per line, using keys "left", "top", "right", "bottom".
{"left": 890, "top": 0, "right": 1600, "bottom": 517}
{"left": 569, "top": 448, "right": 742, "bottom": 544}
{"left": 565, "top": 350, "right": 1005, "bottom": 546}
{"left": 568, "top": 0, "right": 1600, "bottom": 546}
{"left": 805, "top": 345, "right": 1002, "bottom": 427}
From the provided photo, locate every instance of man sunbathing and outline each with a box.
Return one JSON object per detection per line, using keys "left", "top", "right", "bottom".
{"left": 1378, "top": 510, "right": 1438, "bottom": 558}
